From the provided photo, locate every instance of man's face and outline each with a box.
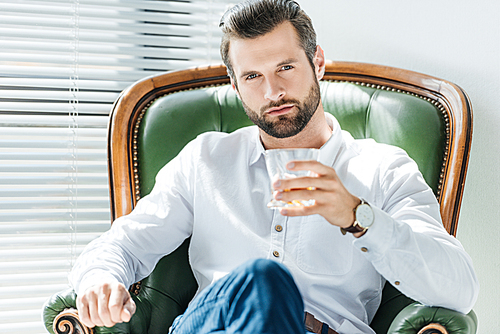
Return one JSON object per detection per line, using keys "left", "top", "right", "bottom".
{"left": 228, "top": 22, "right": 322, "bottom": 139}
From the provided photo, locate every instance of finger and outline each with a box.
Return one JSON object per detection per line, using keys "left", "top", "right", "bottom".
{"left": 273, "top": 176, "right": 334, "bottom": 192}
{"left": 76, "top": 295, "right": 95, "bottom": 328}
{"left": 108, "top": 285, "right": 126, "bottom": 324}
{"left": 97, "top": 284, "right": 116, "bottom": 327}
{"left": 108, "top": 284, "right": 136, "bottom": 323}
{"left": 87, "top": 290, "right": 105, "bottom": 327}
{"left": 121, "top": 297, "right": 136, "bottom": 322}
{"left": 279, "top": 204, "right": 317, "bottom": 217}
{"left": 274, "top": 188, "right": 316, "bottom": 203}
{"left": 286, "top": 160, "right": 336, "bottom": 176}
{"left": 274, "top": 188, "right": 335, "bottom": 217}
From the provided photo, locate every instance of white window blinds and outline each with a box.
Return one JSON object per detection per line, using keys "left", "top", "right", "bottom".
{"left": 0, "top": 1, "right": 230, "bottom": 333}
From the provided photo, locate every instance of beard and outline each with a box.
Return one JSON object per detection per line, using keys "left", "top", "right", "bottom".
{"left": 240, "top": 80, "right": 321, "bottom": 139}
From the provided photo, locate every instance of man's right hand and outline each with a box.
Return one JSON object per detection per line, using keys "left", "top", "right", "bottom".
{"left": 76, "top": 282, "right": 136, "bottom": 328}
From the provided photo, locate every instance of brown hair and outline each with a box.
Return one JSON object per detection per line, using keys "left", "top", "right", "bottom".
{"left": 219, "top": 0, "right": 317, "bottom": 82}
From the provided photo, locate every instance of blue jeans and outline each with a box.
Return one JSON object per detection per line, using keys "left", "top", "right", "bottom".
{"left": 169, "top": 259, "right": 312, "bottom": 334}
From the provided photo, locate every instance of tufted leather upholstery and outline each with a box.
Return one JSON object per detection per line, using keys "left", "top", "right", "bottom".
{"left": 137, "top": 82, "right": 445, "bottom": 197}
{"left": 43, "top": 62, "right": 477, "bottom": 334}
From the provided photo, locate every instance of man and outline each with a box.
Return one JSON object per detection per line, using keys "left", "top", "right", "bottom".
{"left": 70, "top": 0, "right": 479, "bottom": 333}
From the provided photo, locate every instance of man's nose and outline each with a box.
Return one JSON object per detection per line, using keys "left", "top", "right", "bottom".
{"left": 263, "top": 77, "right": 285, "bottom": 101}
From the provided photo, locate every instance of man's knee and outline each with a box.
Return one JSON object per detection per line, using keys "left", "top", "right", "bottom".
{"left": 241, "top": 259, "right": 292, "bottom": 279}
{"left": 237, "top": 259, "right": 294, "bottom": 287}
{"left": 229, "top": 259, "right": 305, "bottom": 328}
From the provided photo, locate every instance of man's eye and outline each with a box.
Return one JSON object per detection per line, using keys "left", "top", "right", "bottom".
{"left": 281, "top": 65, "right": 293, "bottom": 71}
{"left": 246, "top": 73, "right": 258, "bottom": 80}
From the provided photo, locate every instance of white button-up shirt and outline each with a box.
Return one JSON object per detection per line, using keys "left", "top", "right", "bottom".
{"left": 70, "top": 114, "right": 478, "bottom": 334}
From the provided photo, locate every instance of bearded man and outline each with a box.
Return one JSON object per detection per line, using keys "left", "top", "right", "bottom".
{"left": 70, "top": 1, "right": 478, "bottom": 333}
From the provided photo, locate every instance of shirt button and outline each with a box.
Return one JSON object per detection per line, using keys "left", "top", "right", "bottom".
{"left": 395, "top": 281, "right": 401, "bottom": 286}
{"left": 273, "top": 251, "right": 280, "bottom": 258}
{"left": 275, "top": 225, "right": 283, "bottom": 232}
{"left": 361, "top": 247, "right": 368, "bottom": 253}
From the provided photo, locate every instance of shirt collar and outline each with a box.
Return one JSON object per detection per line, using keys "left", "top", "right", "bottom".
{"left": 318, "top": 113, "right": 343, "bottom": 168}
{"left": 249, "top": 112, "right": 343, "bottom": 168}
{"left": 249, "top": 126, "right": 266, "bottom": 166}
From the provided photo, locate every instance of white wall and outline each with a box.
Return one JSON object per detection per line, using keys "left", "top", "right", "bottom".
{"left": 299, "top": 0, "right": 500, "bottom": 332}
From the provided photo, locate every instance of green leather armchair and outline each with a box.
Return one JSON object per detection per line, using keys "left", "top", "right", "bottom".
{"left": 43, "top": 62, "right": 477, "bottom": 334}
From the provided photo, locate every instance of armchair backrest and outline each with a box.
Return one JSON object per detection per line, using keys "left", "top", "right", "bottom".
{"left": 107, "top": 62, "right": 472, "bottom": 333}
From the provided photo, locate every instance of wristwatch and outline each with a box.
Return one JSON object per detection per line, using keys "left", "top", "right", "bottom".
{"left": 341, "top": 199, "right": 374, "bottom": 235}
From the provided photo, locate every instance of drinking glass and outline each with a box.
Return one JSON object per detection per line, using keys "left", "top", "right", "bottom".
{"left": 265, "top": 148, "right": 319, "bottom": 208}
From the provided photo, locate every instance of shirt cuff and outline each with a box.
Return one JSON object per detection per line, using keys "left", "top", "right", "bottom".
{"left": 72, "top": 270, "right": 121, "bottom": 297}
{"left": 352, "top": 204, "right": 395, "bottom": 259}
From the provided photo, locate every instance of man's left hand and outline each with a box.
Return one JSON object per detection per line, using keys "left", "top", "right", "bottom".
{"left": 272, "top": 160, "right": 360, "bottom": 230}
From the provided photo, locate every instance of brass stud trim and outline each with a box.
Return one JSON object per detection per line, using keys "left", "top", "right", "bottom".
{"left": 132, "top": 84, "right": 226, "bottom": 202}
{"left": 129, "top": 281, "right": 142, "bottom": 296}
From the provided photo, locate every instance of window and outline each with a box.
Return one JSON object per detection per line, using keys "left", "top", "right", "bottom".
{"left": 0, "top": 1, "right": 231, "bottom": 332}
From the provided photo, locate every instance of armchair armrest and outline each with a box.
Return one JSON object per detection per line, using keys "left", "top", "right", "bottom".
{"left": 42, "top": 288, "right": 135, "bottom": 334}
{"left": 43, "top": 288, "right": 92, "bottom": 334}
{"left": 44, "top": 289, "right": 477, "bottom": 334}
{"left": 388, "top": 302, "right": 478, "bottom": 334}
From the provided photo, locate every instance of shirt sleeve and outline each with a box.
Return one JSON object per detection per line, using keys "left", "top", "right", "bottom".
{"left": 352, "top": 149, "right": 479, "bottom": 314}
{"left": 69, "top": 140, "right": 197, "bottom": 296}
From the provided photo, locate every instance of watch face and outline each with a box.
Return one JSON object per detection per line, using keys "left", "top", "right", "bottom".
{"left": 356, "top": 204, "right": 374, "bottom": 228}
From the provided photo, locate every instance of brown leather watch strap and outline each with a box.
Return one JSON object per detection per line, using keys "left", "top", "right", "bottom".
{"left": 340, "top": 221, "right": 365, "bottom": 235}
{"left": 340, "top": 199, "right": 367, "bottom": 235}
{"left": 304, "top": 312, "right": 339, "bottom": 334}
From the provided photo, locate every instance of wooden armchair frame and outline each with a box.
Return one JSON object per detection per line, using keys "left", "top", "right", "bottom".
{"left": 109, "top": 61, "right": 472, "bottom": 235}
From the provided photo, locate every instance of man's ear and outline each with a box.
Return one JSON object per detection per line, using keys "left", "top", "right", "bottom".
{"left": 230, "top": 77, "right": 241, "bottom": 99}
{"left": 314, "top": 45, "right": 326, "bottom": 81}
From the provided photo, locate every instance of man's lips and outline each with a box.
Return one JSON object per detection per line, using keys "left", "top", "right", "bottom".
{"left": 265, "top": 104, "right": 295, "bottom": 116}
